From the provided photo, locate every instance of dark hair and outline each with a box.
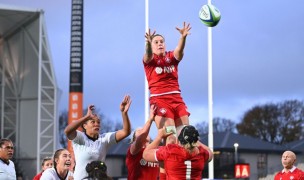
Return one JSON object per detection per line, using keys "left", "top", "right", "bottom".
{"left": 0, "top": 138, "right": 12, "bottom": 147}
{"left": 42, "top": 157, "right": 52, "bottom": 166}
{"left": 85, "top": 161, "right": 112, "bottom": 180}
{"left": 178, "top": 125, "right": 199, "bottom": 147}
{"left": 53, "top": 149, "right": 65, "bottom": 168}
{"left": 81, "top": 115, "right": 101, "bottom": 132}
{"left": 151, "top": 34, "right": 165, "bottom": 42}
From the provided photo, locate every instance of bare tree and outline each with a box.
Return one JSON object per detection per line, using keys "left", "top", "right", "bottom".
{"left": 195, "top": 117, "right": 236, "bottom": 135}
{"left": 236, "top": 100, "right": 304, "bottom": 144}
{"left": 58, "top": 110, "right": 68, "bottom": 148}
{"left": 213, "top": 117, "right": 236, "bottom": 133}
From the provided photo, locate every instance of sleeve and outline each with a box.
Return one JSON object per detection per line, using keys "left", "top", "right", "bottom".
{"left": 101, "top": 132, "right": 116, "bottom": 148}
{"left": 40, "top": 169, "right": 53, "bottom": 180}
{"left": 298, "top": 169, "right": 304, "bottom": 179}
{"left": 33, "top": 173, "right": 41, "bottom": 180}
{"left": 273, "top": 173, "right": 280, "bottom": 180}
{"left": 199, "top": 146, "right": 210, "bottom": 162}
{"left": 106, "top": 132, "right": 116, "bottom": 144}
{"left": 169, "top": 51, "right": 179, "bottom": 63}
{"left": 72, "top": 130, "right": 85, "bottom": 145}
{"left": 155, "top": 146, "right": 169, "bottom": 162}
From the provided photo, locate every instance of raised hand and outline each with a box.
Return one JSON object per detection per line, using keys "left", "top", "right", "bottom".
{"left": 176, "top": 22, "right": 191, "bottom": 37}
{"left": 149, "top": 104, "right": 157, "bottom": 121}
{"left": 145, "top": 28, "right": 156, "bottom": 43}
{"left": 120, "top": 95, "right": 132, "bottom": 113}
{"left": 86, "top": 104, "right": 97, "bottom": 119}
{"left": 158, "top": 127, "right": 174, "bottom": 139}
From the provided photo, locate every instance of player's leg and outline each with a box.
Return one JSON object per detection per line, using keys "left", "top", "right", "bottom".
{"left": 154, "top": 115, "right": 176, "bottom": 145}
{"left": 172, "top": 94, "right": 190, "bottom": 135}
{"left": 150, "top": 95, "right": 178, "bottom": 178}
{"left": 175, "top": 115, "right": 189, "bottom": 136}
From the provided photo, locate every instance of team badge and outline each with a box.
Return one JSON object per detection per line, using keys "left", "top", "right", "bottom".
{"left": 165, "top": 57, "right": 171, "bottom": 63}
{"left": 159, "top": 108, "right": 167, "bottom": 115}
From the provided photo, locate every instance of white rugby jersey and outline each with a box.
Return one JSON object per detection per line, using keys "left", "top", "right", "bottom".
{"left": 72, "top": 130, "right": 116, "bottom": 180}
{"left": 40, "top": 168, "right": 73, "bottom": 180}
{"left": 0, "top": 160, "right": 16, "bottom": 180}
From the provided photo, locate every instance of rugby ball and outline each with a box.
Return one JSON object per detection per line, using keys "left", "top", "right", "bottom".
{"left": 199, "top": 4, "right": 221, "bottom": 27}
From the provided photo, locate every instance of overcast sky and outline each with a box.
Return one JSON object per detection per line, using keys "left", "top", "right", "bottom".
{"left": 2, "top": 0, "right": 304, "bottom": 137}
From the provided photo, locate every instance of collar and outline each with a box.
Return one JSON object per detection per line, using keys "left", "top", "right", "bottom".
{"left": 153, "top": 52, "right": 167, "bottom": 59}
{"left": 282, "top": 166, "right": 296, "bottom": 173}
{"left": 54, "top": 167, "right": 69, "bottom": 180}
{"left": 0, "top": 158, "right": 10, "bottom": 165}
{"left": 85, "top": 132, "right": 99, "bottom": 142}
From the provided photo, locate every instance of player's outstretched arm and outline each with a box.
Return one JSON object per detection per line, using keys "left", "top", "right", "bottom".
{"left": 116, "top": 95, "right": 132, "bottom": 142}
{"left": 130, "top": 105, "right": 156, "bottom": 155}
{"left": 64, "top": 105, "right": 96, "bottom": 140}
{"left": 143, "top": 127, "right": 172, "bottom": 162}
{"left": 174, "top": 22, "right": 191, "bottom": 61}
{"left": 198, "top": 141, "right": 213, "bottom": 162}
{"left": 143, "top": 29, "right": 156, "bottom": 63}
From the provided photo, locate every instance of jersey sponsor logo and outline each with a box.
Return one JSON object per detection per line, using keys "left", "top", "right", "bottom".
{"left": 155, "top": 65, "right": 175, "bottom": 74}
{"left": 139, "top": 158, "right": 147, "bottom": 166}
{"left": 155, "top": 67, "right": 163, "bottom": 74}
{"left": 139, "top": 158, "right": 159, "bottom": 168}
{"left": 159, "top": 108, "right": 167, "bottom": 115}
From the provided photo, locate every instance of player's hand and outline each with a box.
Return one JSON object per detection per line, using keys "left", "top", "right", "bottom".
{"left": 176, "top": 22, "right": 191, "bottom": 37}
{"left": 86, "top": 105, "right": 96, "bottom": 119}
{"left": 120, "top": 95, "right": 132, "bottom": 113}
{"left": 149, "top": 104, "right": 157, "bottom": 121}
{"left": 145, "top": 29, "right": 156, "bottom": 43}
{"left": 158, "top": 127, "right": 173, "bottom": 139}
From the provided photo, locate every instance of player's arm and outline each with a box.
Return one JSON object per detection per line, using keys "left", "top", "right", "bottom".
{"left": 174, "top": 22, "right": 191, "bottom": 61}
{"left": 130, "top": 105, "right": 156, "bottom": 155}
{"left": 198, "top": 141, "right": 213, "bottom": 162}
{"left": 143, "top": 135, "right": 162, "bottom": 162}
{"left": 143, "top": 29, "right": 155, "bottom": 64}
{"left": 143, "top": 127, "right": 172, "bottom": 162}
{"left": 64, "top": 105, "right": 95, "bottom": 140}
{"left": 115, "top": 95, "right": 132, "bottom": 142}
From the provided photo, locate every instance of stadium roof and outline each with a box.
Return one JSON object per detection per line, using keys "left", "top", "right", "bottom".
{"left": 200, "top": 132, "right": 290, "bottom": 153}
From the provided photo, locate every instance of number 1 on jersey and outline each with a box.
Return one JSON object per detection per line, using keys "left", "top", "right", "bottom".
{"left": 184, "top": 160, "right": 191, "bottom": 179}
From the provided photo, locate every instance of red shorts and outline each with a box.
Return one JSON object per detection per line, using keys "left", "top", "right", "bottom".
{"left": 150, "top": 93, "right": 190, "bottom": 120}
